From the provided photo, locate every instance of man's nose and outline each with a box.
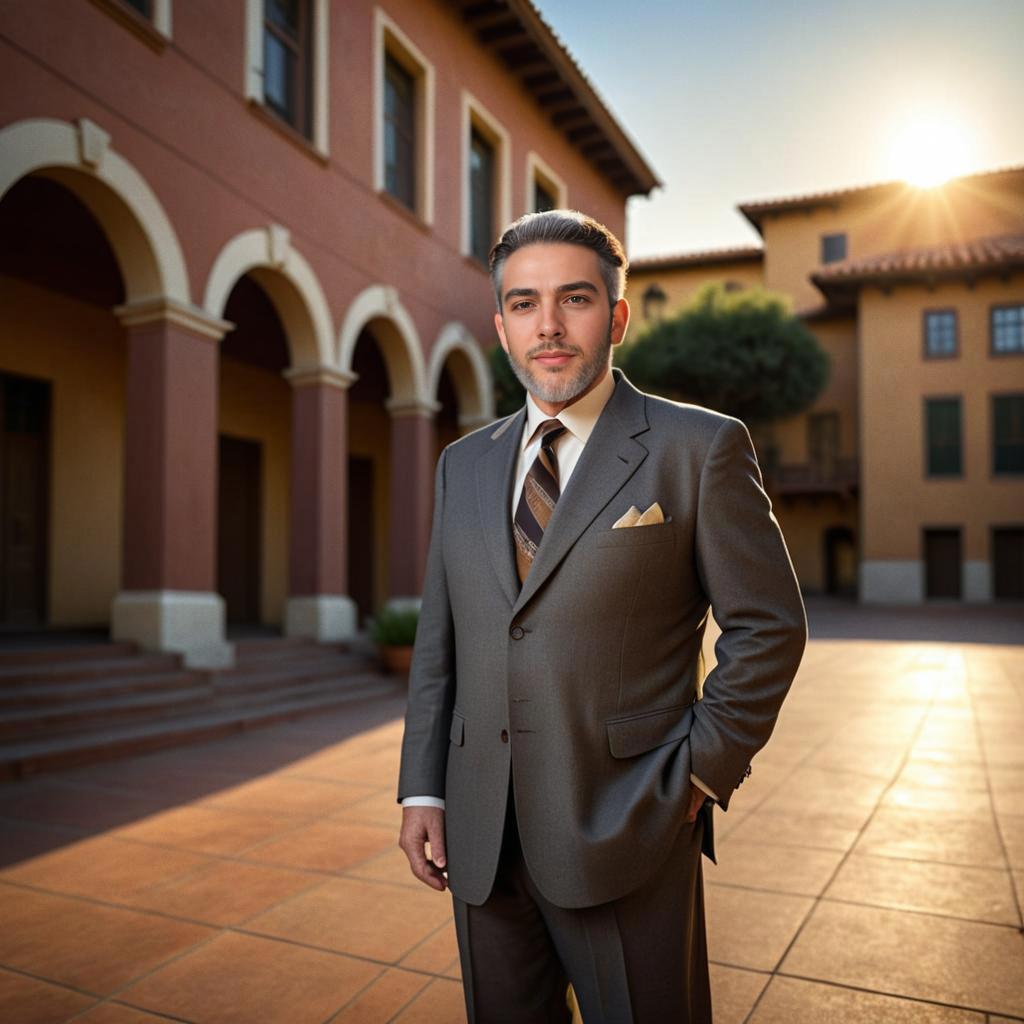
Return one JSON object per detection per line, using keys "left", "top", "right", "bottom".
{"left": 538, "top": 302, "right": 564, "bottom": 339}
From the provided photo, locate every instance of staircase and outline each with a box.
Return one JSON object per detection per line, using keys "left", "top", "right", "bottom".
{"left": 0, "top": 637, "right": 399, "bottom": 780}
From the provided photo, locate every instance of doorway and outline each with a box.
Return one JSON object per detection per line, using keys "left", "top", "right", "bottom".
{"left": 924, "top": 527, "right": 961, "bottom": 599}
{"left": 217, "top": 434, "right": 262, "bottom": 624}
{"left": 992, "top": 527, "right": 1024, "bottom": 600}
{"left": 0, "top": 372, "right": 51, "bottom": 628}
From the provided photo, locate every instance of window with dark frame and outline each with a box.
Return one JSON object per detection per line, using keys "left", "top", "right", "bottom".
{"left": 384, "top": 53, "right": 416, "bottom": 212}
{"left": 925, "top": 397, "right": 962, "bottom": 477}
{"left": 991, "top": 305, "right": 1024, "bottom": 354}
{"left": 924, "top": 310, "right": 957, "bottom": 358}
{"left": 821, "top": 233, "right": 847, "bottom": 264}
{"left": 123, "top": 0, "right": 152, "bottom": 16}
{"left": 534, "top": 179, "right": 556, "bottom": 213}
{"left": 993, "top": 394, "right": 1024, "bottom": 474}
{"left": 469, "top": 127, "right": 495, "bottom": 265}
{"left": 263, "top": 0, "right": 312, "bottom": 138}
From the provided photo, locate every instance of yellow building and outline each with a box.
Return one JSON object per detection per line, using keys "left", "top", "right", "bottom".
{"left": 627, "top": 166, "right": 1024, "bottom": 603}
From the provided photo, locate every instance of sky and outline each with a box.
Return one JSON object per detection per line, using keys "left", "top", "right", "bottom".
{"left": 533, "top": 0, "right": 1024, "bottom": 259}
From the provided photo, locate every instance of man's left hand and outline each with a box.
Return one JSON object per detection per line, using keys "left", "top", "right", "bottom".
{"left": 684, "top": 781, "right": 708, "bottom": 823}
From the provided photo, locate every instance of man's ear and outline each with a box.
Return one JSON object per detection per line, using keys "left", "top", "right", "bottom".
{"left": 494, "top": 311, "right": 509, "bottom": 355}
{"left": 610, "top": 298, "right": 630, "bottom": 347}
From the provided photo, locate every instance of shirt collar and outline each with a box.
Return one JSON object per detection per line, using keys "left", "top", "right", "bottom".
{"left": 521, "top": 367, "right": 616, "bottom": 450}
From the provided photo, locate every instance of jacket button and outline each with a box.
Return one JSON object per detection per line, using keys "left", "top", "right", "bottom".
{"left": 510, "top": 626, "right": 524, "bottom": 640}
{"left": 500, "top": 729, "right": 509, "bottom": 743}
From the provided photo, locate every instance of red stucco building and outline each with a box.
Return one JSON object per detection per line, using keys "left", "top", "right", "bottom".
{"left": 0, "top": 0, "right": 657, "bottom": 666}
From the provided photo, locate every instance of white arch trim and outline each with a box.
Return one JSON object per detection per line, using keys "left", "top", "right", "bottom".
{"left": 202, "top": 225, "right": 334, "bottom": 368}
{"left": 337, "top": 284, "right": 427, "bottom": 407}
{"left": 428, "top": 322, "right": 495, "bottom": 427}
{"left": 0, "top": 117, "right": 190, "bottom": 304}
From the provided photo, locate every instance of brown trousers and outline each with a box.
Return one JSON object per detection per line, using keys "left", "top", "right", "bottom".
{"left": 452, "top": 785, "right": 714, "bottom": 1023}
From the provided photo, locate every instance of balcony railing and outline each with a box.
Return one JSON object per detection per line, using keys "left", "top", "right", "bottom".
{"left": 764, "top": 458, "right": 859, "bottom": 496}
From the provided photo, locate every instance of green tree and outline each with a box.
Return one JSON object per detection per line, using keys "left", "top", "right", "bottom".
{"left": 489, "top": 343, "right": 526, "bottom": 417}
{"left": 618, "top": 283, "right": 829, "bottom": 425}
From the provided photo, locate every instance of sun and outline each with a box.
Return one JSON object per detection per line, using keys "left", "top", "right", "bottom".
{"left": 887, "top": 113, "right": 973, "bottom": 189}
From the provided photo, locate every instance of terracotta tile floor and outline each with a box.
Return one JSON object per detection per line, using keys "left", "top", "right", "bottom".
{"left": 0, "top": 600, "right": 1022, "bottom": 1022}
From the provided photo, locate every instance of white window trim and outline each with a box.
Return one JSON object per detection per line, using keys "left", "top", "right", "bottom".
{"left": 373, "top": 7, "right": 435, "bottom": 225}
{"left": 461, "top": 90, "right": 511, "bottom": 261}
{"left": 524, "top": 151, "right": 567, "bottom": 215}
{"left": 244, "top": 0, "right": 329, "bottom": 156}
{"left": 90, "top": 0, "right": 171, "bottom": 42}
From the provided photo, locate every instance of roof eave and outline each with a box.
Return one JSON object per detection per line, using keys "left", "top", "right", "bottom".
{"left": 451, "top": 0, "right": 661, "bottom": 198}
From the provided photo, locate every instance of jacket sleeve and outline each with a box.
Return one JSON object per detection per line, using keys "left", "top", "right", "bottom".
{"left": 397, "top": 446, "right": 456, "bottom": 802}
{"left": 688, "top": 417, "right": 807, "bottom": 811}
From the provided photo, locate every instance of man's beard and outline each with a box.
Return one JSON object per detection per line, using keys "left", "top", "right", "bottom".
{"left": 504, "top": 325, "right": 613, "bottom": 405}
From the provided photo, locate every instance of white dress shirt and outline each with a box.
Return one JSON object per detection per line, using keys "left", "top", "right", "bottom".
{"left": 403, "top": 369, "right": 719, "bottom": 809}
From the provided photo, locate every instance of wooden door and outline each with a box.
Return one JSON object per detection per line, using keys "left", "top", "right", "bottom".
{"left": 0, "top": 372, "right": 50, "bottom": 628}
{"left": 993, "top": 528, "right": 1024, "bottom": 600}
{"left": 924, "top": 528, "right": 961, "bottom": 599}
{"left": 808, "top": 412, "right": 839, "bottom": 480}
{"left": 347, "top": 455, "right": 374, "bottom": 626}
{"left": 217, "top": 434, "right": 262, "bottom": 625}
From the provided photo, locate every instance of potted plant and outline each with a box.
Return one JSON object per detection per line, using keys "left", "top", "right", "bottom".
{"left": 370, "top": 606, "right": 419, "bottom": 675}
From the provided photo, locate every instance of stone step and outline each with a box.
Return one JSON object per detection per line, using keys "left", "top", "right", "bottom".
{"left": 0, "top": 653, "right": 183, "bottom": 686}
{"left": 0, "top": 685, "right": 215, "bottom": 740}
{"left": 0, "top": 641, "right": 139, "bottom": 668}
{"left": 0, "top": 675, "right": 402, "bottom": 780}
{"left": 212, "top": 654, "right": 375, "bottom": 692}
{"left": 0, "top": 669, "right": 205, "bottom": 709}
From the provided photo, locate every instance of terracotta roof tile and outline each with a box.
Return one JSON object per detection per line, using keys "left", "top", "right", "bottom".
{"left": 630, "top": 245, "right": 763, "bottom": 271}
{"left": 811, "top": 233, "right": 1024, "bottom": 292}
{"left": 738, "top": 164, "right": 1024, "bottom": 232}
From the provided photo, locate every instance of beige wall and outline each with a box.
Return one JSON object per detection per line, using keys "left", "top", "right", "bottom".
{"left": 218, "top": 359, "right": 291, "bottom": 625}
{"left": 760, "top": 173, "right": 1024, "bottom": 311}
{"left": 771, "top": 316, "right": 858, "bottom": 465}
{"left": 773, "top": 499, "right": 858, "bottom": 593}
{"left": 859, "top": 275, "right": 1024, "bottom": 563}
{"left": 0, "top": 275, "right": 124, "bottom": 626}
{"left": 625, "top": 261, "right": 764, "bottom": 336}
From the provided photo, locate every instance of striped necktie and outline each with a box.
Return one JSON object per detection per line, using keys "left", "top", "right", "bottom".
{"left": 514, "top": 418, "right": 568, "bottom": 584}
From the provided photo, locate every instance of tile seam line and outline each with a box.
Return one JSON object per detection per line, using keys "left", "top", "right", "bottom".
{"left": 705, "top": 879, "right": 1022, "bottom": 930}
{"left": 965, "top": 649, "right": 1024, "bottom": 932}
{"left": 740, "top": 665, "right": 936, "bottom": 1024}
{"left": 773, "top": 969, "right": 1024, "bottom": 1022}
{"left": 63, "top": 994, "right": 195, "bottom": 1024}
{"left": 0, "top": 32, "right": 490, "bottom": 322}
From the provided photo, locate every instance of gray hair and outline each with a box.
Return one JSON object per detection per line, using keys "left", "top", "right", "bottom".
{"left": 488, "top": 209, "right": 628, "bottom": 311}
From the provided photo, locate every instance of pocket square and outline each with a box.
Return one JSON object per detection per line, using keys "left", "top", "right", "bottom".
{"left": 612, "top": 501, "right": 665, "bottom": 528}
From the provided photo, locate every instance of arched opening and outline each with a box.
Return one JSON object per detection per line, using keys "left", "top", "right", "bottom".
{"left": 347, "top": 326, "right": 395, "bottom": 625}
{"left": 824, "top": 525, "right": 857, "bottom": 596}
{"left": 435, "top": 363, "right": 462, "bottom": 458}
{"left": 427, "top": 324, "right": 494, "bottom": 456}
{"left": 0, "top": 174, "right": 126, "bottom": 633}
{"left": 218, "top": 274, "right": 293, "bottom": 631}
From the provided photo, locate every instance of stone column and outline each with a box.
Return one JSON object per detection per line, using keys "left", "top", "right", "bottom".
{"left": 111, "top": 298, "right": 234, "bottom": 668}
{"left": 386, "top": 399, "right": 439, "bottom": 602}
{"left": 283, "top": 366, "right": 358, "bottom": 641}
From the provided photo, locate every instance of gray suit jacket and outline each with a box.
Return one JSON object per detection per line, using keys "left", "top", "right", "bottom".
{"left": 398, "top": 368, "right": 806, "bottom": 909}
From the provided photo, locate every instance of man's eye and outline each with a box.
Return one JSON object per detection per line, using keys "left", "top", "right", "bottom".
{"left": 565, "top": 295, "right": 589, "bottom": 304}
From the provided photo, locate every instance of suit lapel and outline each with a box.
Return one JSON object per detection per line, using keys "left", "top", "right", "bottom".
{"left": 513, "top": 370, "right": 650, "bottom": 614}
{"left": 476, "top": 406, "right": 525, "bottom": 608}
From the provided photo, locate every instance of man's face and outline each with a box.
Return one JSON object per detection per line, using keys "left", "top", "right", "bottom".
{"left": 494, "top": 242, "right": 629, "bottom": 409}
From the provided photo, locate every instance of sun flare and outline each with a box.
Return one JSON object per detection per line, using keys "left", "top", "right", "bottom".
{"left": 887, "top": 113, "right": 973, "bottom": 189}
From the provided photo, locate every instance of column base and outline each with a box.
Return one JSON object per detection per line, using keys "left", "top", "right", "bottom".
{"left": 111, "top": 590, "right": 234, "bottom": 668}
{"left": 285, "top": 595, "right": 358, "bottom": 642}
{"left": 859, "top": 561, "right": 923, "bottom": 604}
{"left": 963, "top": 561, "right": 992, "bottom": 602}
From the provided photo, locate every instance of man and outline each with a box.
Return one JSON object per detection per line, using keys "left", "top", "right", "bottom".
{"left": 398, "top": 210, "right": 806, "bottom": 1022}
